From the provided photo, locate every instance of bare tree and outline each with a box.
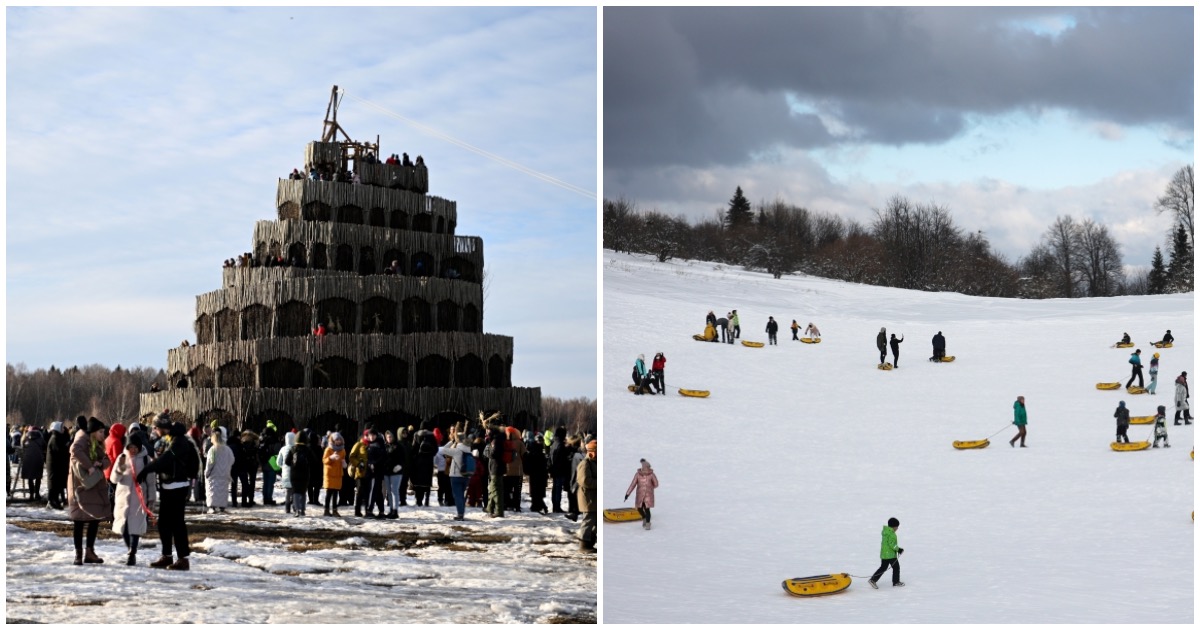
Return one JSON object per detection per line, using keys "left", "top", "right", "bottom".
{"left": 1076, "top": 218, "right": 1124, "bottom": 297}
{"left": 1042, "top": 215, "right": 1084, "bottom": 298}
{"left": 1155, "top": 165, "right": 1193, "bottom": 244}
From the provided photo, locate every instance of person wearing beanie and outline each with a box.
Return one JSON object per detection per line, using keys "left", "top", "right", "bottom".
{"left": 577, "top": 439, "right": 597, "bottom": 552}
{"left": 868, "top": 517, "right": 904, "bottom": 588}
{"left": 625, "top": 458, "right": 659, "bottom": 530}
{"left": 1144, "top": 352, "right": 1160, "bottom": 395}
{"left": 67, "top": 418, "right": 111, "bottom": 565}
{"left": 1152, "top": 405, "right": 1171, "bottom": 448}
{"left": 1114, "top": 401, "right": 1131, "bottom": 444}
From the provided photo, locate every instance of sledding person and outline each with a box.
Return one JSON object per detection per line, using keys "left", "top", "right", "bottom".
{"left": 1009, "top": 395, "right": 1028, "bottom": 447}
{"left": 1119, "top": 332, "right": 1131, "bottom": 345}
{"left": 765, "top": 316, "right": 779, "bottom": 345}
{"left": 632, "top": 354, "right": 656, "bottom": 395}
{"left": 804, "top": 322, "right": 821, "bottom": 339}
{"left": 1114, "top": 401, "right": 1131, "bottom": 444}
{"left": 1160, "top": 330, "right": 1174, "bottom": 345}
{"left": 730, "top": 309, "right": 741, "bottom": 339}
{"left": 1148, "top": 353, "right": 1160, "bottom": 395}
{"left": 931, "top": 331, "right": 946, "bottom": 361}
{"left": 705, "top": 311, "right": 717, "bottom": 343}
{"left": 791, "top": 320, "right": 800, "bottom": 341}
{"left": 1152, "top": 405, "right": 1171, "bottom": 448}
{"left": 651, "top": 353, "right": 667, "bottom": 394}
{"left": 1174, "top": 372, "right": 1192, "bottom": 425}
{"left": 889, "top": 333, "right": 904, "bottom": 368}
{"left": 1126, "top": 349, "right": 1144, "bottom": 389}
{"left": 876, "top": 328, "right": 888, "bottom": 365}
{"left": 868, "top": 517, "right": 904, "bottom": 588}
{"left": 625, "top": 459, "right": 658, "bottom": 530}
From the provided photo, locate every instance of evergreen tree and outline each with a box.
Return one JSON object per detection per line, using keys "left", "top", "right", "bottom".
{"left": 1166, "top": 222, "right": 1194, "bottom": 293}
{"left": 725, "top": 186, "right": 753, "bottom": 230}
{"left": 1147, "top": 246, "right": 1167, "bottom": 295}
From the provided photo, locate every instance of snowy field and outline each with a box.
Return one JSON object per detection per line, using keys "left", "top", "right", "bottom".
{"left": 602, "top": 251, "right": 1194, "bottom": 624}
{"left": 5, "top": 493, "right": 595, "bottom": 624}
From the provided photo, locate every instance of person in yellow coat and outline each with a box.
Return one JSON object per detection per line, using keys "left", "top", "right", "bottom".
{"left": 348, "top": 431, "right": 370, "bottom": 517}
{"left": 322, "top": 432, "right": 349, "bottom": 517}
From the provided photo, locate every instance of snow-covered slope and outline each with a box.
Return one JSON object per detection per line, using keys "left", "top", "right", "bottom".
{"left": 601, "top": 251, "right": 1193, "bottom": 624}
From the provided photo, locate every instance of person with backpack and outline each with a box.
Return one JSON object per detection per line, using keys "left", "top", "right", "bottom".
{"left": 1126, "top": 349, "right": 1144, "bottom": 389}
{"left": 868, "top": 517, "right": 904, "bottom": 588}
{"left": 136, "top": 421, "right": 198, "bottom": 571}
{"left": 284, "top": 431, "right": 311, "bottom": 516}
{"left": 441, "top": 424, "right": 475, "bottom": 521}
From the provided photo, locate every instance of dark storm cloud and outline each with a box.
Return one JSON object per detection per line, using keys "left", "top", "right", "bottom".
{"left": 604, "top": 6, "right": 1193, "bottom": 169}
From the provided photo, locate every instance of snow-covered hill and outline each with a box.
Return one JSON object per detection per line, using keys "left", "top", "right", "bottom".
{"left": 601, "top": 251, "right": 1193, "bottom": 624}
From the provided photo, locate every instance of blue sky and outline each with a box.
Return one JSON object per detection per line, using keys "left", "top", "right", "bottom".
{"left": 605, "top": 7, "right": 1193, "bottom": 269}
{"left": 6, "top": 6, "right": 597, "bottom": 399}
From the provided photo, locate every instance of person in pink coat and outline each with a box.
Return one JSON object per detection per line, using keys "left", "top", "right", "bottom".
{"left": 625, "top": 459, "right": 659, "bottom": 530}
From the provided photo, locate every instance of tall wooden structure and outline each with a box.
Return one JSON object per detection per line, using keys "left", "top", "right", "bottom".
{"left": 139, "top": 87, "right": 541, "bottom": 436}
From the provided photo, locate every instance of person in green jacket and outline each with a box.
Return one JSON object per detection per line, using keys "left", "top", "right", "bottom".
{"left": 868, "top": 517, "right": 904, "bottom": 588}
{"left": 1009, "top": 395, "right": 1028, "bottom": 447}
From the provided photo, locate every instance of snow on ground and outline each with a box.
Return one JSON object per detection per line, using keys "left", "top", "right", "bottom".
{"left": 5, "top": 493, "right": 595, "bottom": 624}
{"left": 601, "top": 251, "right": 1194, "bottom": 624}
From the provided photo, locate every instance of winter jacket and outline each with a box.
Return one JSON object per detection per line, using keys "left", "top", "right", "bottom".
{"left": 523, "top": 439, "right": 548, "bottom": 482}
{"left": 550, "top": 438, "right": 573, "bottom": 478}
{"left": 890, "top": 335, "right": 904, "bottom": 354}
{"left": 1013, "top": 400, "right": 1027, "bottom": 426}
{"left": 1129, "top": 353, "right": 1142, "bottom": 367}
{"left": 46, "top": 428, "right": 71, "bottom": 488}
{"left": 634, "top": 358, "right": 648, "bottom": 379}
{"left": 285, "top": 436, "right": 312, "bottom": 492}
{"left": 730, "top": 312, "right": 740, "bottom": 328}
{"left": 879, "top": 526, "right": 900, "bottom": 559}
{"left": 626, "top": 467, "right": 659, "bottom": 509}
{"left": 141, "top": 425, "right": 200, "bottom": 488}
{"left": 323, "top": 444, "right": 348, "bottom": 490}
{"left": 109, "top": 448, "right": 153, "bottom": 537}
{"left": 932, "top": 333, "right": 946, "bottom": 351}
{"left": 349, "top": 439, "right": 369, "bottom": 480}
{"left": 876, "top": 331, "right": 887, "bottom": 352}
{"left": 103, "top": 423, "right": 127, "bottom": 479}
{"left": 20, "top": 429, "right": 46, "bottom": 480}
{"left": 67, "top": 431, "right": 112, "bottom": 522}
{"left": 765, "top": 319, "right": 778, "bottom": 334}
{"left": 652, "top": 355, "right": 666, "bottom": 372}
{"left": 410, "top": 430, "right": 437, "bottom": 488}
{"left": 367, "top": 439, "right": 387, "bottom": 478}
{"left": 504, "top": 429, "right": 525, "bottom": 477}
{"left": 576, "top": 456, "right": 596, "bottom": 513}
{"left": 205, "top": 441, "right": 235, "bottom": 508}
{"left": 1176, "top": 375, "right": 1190, "bottom": 408}
{"left": 1149, "top": 358, "right": 1159, "bottom": 377}
{"left": 383, "top": 440, "right": 405, "bottom": 476}
{"left": 1114, "top": 404, "right": 1130, "bottom": 429}
{"left": 278, "top": 432, "right": 297, "bottom": 489}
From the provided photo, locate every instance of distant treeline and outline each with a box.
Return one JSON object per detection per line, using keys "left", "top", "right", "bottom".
{"left": 604, "top": 165, "right": 1194, "bottom": 299}
{"left": 5, "top": 363, "right": 596, "bottom": 435}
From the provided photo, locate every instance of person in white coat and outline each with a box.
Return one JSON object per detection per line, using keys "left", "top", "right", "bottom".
{"left": 277, "top": 431, "right": 296, "bottom": 513}
{"left": 109, "top": 433, "right": 155, "bottom": 566}
{"left": 205, "top": 428, "right": 235, "bottom": 513}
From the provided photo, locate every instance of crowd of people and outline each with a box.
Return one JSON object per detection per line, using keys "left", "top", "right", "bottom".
{"left": 7, "top": 412, "right": 600, "bottom": 568}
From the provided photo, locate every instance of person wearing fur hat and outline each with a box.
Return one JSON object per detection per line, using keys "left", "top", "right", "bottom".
{"left": 322, "top": 432, "right": 349, "bottom": 517}
{"left": 110, "top": 432, "right": 155, "bottom": 565}
{"left": 1148, "top": 353, "right": 1160, "bottom": 395}
{"left": 46, "top": 421, "right": 71, "bottom": 510}
{"left": 1114, "top": 401, "right": 1131, "bottom": 444}
{"left": 577, "top": 439, "right": 597, "bottom": 552}
{"left": 67, "top": 417, "right": 112, "bottom": 565}
{"left": 625, "top": 459, "right": 659, "bottom": 530}
{"left": 136, "top": 421, "right": 199, "bottom": 571}
{"left": 205, "top": 428, "right": 235, "bottom": 513}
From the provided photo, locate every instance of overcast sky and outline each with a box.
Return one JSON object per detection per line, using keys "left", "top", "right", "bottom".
{"left": 6, "top": 7, "right": 597, "bottom": 399}
{"left": 604, "top": 6, "right": 1193, "bottom": 269}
